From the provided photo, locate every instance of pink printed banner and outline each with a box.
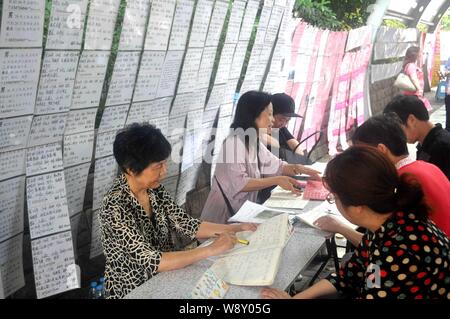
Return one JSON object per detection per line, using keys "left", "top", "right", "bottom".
{"left": 327, "top": 42, "right": 353, "bottom": 156}
{"left": 347, "top": 44, "right": 372, "bottom": 130}
{"left": 292, "top": 27, "right": 322, "bottom": 139}
{"left": 300, "top": 31, "right": 347, "bottom": 151}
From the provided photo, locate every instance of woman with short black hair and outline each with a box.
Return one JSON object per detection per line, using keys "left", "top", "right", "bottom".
{"left": 262, "top": 146, "right": 450, "bottom": 299}
{"left": 201, "top": 91, "right": 320, "bottom": 224}
{"left": 99, "top": 123, "right": 257, "bottom": 299}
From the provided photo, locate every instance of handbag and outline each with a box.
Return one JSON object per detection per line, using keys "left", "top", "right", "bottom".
{"left": 394, "top": 72, "right": 416, "bottom": 92}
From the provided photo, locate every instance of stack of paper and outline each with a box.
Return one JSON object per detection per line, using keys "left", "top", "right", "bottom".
{"left": 264, "top": 186, "right": 309, "bottom": 209}
{"left": 228, "top": 200, "right": 297, "bottom": 224}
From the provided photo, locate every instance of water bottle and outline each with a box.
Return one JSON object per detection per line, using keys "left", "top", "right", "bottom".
{"left": 95, "top": 284, "right": 104, "bottom": 299}
{"left": 99, "top": 277, "right": 108, "bottom": 299}
{"left": 88, "top": 281, "right": 97, "bottom": 299}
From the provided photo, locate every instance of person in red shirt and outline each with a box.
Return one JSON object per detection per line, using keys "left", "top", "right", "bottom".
{"left": 312, "top": 114, "right": 450, "bottom": 247}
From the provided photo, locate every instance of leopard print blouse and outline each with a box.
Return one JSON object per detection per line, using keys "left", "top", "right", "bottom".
{"left": 98, "top": 174, "right": 201, "bottom": 299}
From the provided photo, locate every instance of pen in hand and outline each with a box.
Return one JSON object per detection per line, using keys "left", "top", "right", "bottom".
{"left": 214, "top": 233, "right": 250, "bottom": 245}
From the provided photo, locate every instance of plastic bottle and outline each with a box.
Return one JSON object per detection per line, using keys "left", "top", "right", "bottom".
{"left": 95, "top": 284, "right": 104, "bottom": 299}
{"left": 99, "top": 277, "right": 108, "bottom": 299}
{"left": 88, "top": 281, "right": 97, "bottom": 299}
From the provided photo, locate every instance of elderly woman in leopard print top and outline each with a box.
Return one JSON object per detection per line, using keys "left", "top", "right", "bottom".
{"left": 99, "top": 123, "right": 257, "bottom": 299}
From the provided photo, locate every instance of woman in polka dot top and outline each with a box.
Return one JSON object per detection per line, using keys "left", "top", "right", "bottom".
{"left": 262, "top": 146, "right": 450, "bottom": 299}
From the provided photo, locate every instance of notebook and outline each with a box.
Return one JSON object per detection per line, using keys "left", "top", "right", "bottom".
{"left": 210, "top": 213, "right": 292, "bottom": 286}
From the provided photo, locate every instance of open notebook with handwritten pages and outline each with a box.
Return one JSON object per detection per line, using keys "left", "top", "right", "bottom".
{"left": 209, "top": 213, "right": 293, "bottom": 286}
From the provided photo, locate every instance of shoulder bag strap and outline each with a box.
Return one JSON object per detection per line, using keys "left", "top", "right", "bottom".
{"left": 214, "top": 176, "right": 235, "bottom": 217}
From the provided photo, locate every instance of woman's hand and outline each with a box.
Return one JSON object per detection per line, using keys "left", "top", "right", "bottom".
{"left": 237, "top": 223, "right": 258, "bottom": 232}
{"left": 313, "top": 215, "right": 344, "bottom": 233}
{"left": 261, "top": 287, "right": 292, "bottom": 299}
{"left": 277, "top": 176, "right": 302, "bottom": 195}
{"left": 208, "top": 232, "right": 236, "bottom": 256}
{"left": 296, "top": 165, "right": 321, "bottom": 180}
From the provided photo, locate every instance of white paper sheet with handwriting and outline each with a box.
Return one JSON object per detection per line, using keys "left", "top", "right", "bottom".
{"left": 297, "top": 201, "right": 358, "bottom": 231}
{"left": 264, "top": 186, "right": 309, "bottom": 209}
{"left": 211, "top": 214, "right": 291, "bottom": 286}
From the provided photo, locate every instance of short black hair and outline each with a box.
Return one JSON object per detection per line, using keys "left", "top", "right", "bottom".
{"left": 231, "top": 91, "right": 272, "bottom": 131}
{"left": 383, "top": 95, "right": 429, "bottom": 123}
{"left": 352, "top": 114, "right": 408, "bottom": 157}
{"left": 113, "top": 123, "right": 171, "bottom": 175}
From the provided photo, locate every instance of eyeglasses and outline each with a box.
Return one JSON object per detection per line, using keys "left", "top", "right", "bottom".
{"left": 326, "top": 193, "right": 335, "bottom": 204}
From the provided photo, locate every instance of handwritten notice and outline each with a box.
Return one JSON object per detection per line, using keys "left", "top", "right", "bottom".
{"left": 89, "top": 210, "right": 104, "bottom": 259}
{"left": 28, "top": 113, "right": 67, "bottom": 147}
{"left": 26, "top": 171, "right": 71, "bottom": 239}
{"left": 70, "top": 213, "right": 82, "bottom": 253}
{"left": 63, "top": 130, "right": 95, "bottom": 167}
{"left": 205, "top": 84, "right": 226, "bottom": 110}
{"left": 265, "top": 5, "right": 284, "bottom": 44}
{"left": 127, "top": 97, "right": 172, "bottom": 125}
{"left": 0, "top": 235, "right": 25, "bottom": 298}
{"left": 177, "top": 48, "right": 203, "bottom": 94}
{"left": 188, "top": 0, "right": 214, "bottom": 48}
{"left": 26, "top": 142, "right": 64, "bottom": 176}
{"left": 35, "top": 51, "right": 79, "bottom": 115}
{"left": 205, "top": 0, "right": 228, "bottom": 47}
{"left": 46, "top": 0, "right": 89, "bottom": 50}
{"left": 0, "top": 49, "right": 42, "bottom": 118}
{"left": 119, "top": 0, "right": 151, "bottom": 50}
{"left": 71, "top": 51, "right": 110, "bottom": 110}
{"left": 105, "top": 51, "right": 141, "bottom": 106}
{"left": 156, "top": 50, "right": 184, "bottom": 98}
{"left": 31, "top": 231, "right": 77, "bottom": 299}
{"left": 170, "top": 92, "right": 195, "bottom": 117}
{"left": 95, "top": 129, "right": 117, "bottom": 158}
{"left": 144, "top": 0, "right": 176, "bottom": 51}
{"left": 0, "top": 149, "right": 26, "bottom": 181}
{"left": 64, "top": 163, "right": 90, "bottom": 216}
{"left": 149, "top": 117, "right": 169, "bottom": 137}
{"left": 168, "top": 0, "right": 195, "bottom": 51}
{"left": 190, "top": 89, "right": 208, "bottom": 112}
{"left": 229, "top": 41, "right": 248, "bottom": 79}
{"left": 239, "top": 0, "right": 259, "bottom": 41}
{"left": 214, "top": 43, "right": 236, "bottom": 84}
{"left": 84, "top": 0, "right": 121, "bottom": 50}
{"left": 0, "top": 0, "right": 45, "bottom": 47}
{"left": 161, "top": 175, "right": 179, "bottom": 197}
{"left": 197, "top": 46, "right": 217, "bottom": 88}
{"left": 0, "top": 116, "right": 33, "bottom": 152}
{"left": 133, "top": 51, "right": 166, "bottom": 102}
{"left": 169, "top": 113, "right": 186, "bottom": 138}
{"left": 176, "top": 165, "right": 200, "bottom": 204}
{"left": 98, "top": 104, "right": 129, "bottom": 133}
{"left": 64, "top": 108, "right": 97, "bottom": 135}
{"left": 224, "top": 0, "right": 246, "bottom": 44}
{"left": 92, "top": 156, "right": 118, "bottom": 210}
{"left": 0, "top": 176, "right": 25, "bottom": 242}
